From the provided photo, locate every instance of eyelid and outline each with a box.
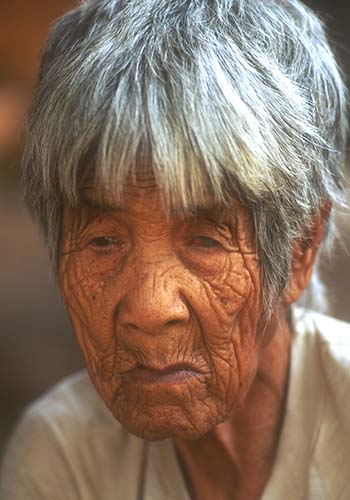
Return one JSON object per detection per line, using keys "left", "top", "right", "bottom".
{"left": 85, "top": 236, "right": 130, "bottom": 258}
{"left": 78, "top": 212, "right": 129, "bottom": 241}
{"left": 187, "top": 221, "right": 225, "bottom": 240}
{"left": 191, "top": 235, "right": 222, "bottom": 248}
{"left": 79, "top": 227, "right": 128, "bottom": 255}
{"left": 89, "top": 236, "right": 120, "bottom": 246}
{"left": 184, "top": 222, "right": 239, "bottom": 252}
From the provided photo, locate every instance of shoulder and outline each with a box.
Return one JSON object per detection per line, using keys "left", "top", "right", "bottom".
{"left": 25, "top": 370, "right": 117, "bottom": 428}
{"left": 6, "top": 369, "right": 127, "bottom": 460}
{"left": 293, "top": 308, "right": 350, "bottom": 341}
{"left": 292, "top": 308, "right": 350, "bottom": 364}
{"left": 290, "top": 311, "right": 350, "bottom": 497}
{"left": 0, "top": 371, "right": 132, "bottom": 500}
{"left": 292, "top": 309, "right": 350, "bottom": 424}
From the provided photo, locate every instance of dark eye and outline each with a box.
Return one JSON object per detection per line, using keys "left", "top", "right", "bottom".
{"left": 191, "top": 236, "right": 221, "bottom": 248}
{"left": 89, "top": 236, "right": 119, "bottom": 249}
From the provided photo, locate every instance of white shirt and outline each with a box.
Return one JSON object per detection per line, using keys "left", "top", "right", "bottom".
{"left": 1, "top": 310, "right": 349, "bottom": 500}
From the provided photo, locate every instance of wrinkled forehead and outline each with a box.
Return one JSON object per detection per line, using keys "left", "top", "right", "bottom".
{"left": 80, "top": 167, "right": 159, "bottom": 201}
{"left": 77, "top": 166, "right": 236, "bottom": 223}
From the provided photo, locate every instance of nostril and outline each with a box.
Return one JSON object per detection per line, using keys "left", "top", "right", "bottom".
{"left": 165, "top": 319, "right": 180, "bottom": 328}
{"left": 124, "top": 323, "right": 140, "bottom": 332}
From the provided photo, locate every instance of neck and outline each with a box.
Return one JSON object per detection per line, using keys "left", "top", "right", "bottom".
{"left": 174, "top": 309, "right": 292, "bottom": 500}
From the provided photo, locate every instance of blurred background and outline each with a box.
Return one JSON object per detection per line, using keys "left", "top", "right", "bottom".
{"left": 0, "top": 0, "right": 349, "bottom": 458}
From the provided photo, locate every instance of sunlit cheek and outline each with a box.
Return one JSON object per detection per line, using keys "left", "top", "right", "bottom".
{"left": 228, "top": 254, "right": 261, "bottom": 405}
{"left": 198, "top": 253, "right": 256, "bottom": 331}
{"left": 60, "top": 251, "right": 122, "bottom": 351}
{"left": 196, "top": 252, "right": 260, "bottom": 408}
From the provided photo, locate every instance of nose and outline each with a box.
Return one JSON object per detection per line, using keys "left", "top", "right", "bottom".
{"left": 118, "top": 266, "right": 190, "bottom": 335}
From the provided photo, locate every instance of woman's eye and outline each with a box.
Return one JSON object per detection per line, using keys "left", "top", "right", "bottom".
{"left": 89, "top": 236, "right": 120, "bottom": 249}
{"left": 191, "top": 236, "right": 221, "bottom": 248}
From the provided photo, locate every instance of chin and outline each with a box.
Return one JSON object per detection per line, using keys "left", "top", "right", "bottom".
{"left": 111, "top": 403, "right": 220, "bottom": 442}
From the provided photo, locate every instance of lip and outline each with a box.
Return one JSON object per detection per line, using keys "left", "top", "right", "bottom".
{"left": 126, "top": 363, "right": 203, "bottom": 385}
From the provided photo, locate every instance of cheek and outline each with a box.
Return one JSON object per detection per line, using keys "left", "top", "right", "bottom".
{"left": 190, "top": 250, "right": 260, "bottom": 338}
{"left": 59, "top": 252, "right": 125, "bottom": 376}
{"left": 189, "top": 251, "right": 260, "bottom": 411}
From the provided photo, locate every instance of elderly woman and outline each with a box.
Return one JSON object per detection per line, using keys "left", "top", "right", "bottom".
{"left": 1, "top": 0, "right": 349, "bottom": 498}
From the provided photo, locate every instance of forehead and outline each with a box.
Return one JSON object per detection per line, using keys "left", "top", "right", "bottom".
{"left": 78, "top": 175, "right": 235, "bottom": 223}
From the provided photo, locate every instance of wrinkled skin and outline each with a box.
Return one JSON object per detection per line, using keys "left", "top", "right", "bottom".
{"left": 59, "top": 178, "right": 319, "bottom": 499}
{"left": 60, "top": 180, "right": 263, "bottom": 437}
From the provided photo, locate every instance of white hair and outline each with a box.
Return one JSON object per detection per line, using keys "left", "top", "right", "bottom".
{"left": 22, "top": 0, "right": 348, "bottom": 313}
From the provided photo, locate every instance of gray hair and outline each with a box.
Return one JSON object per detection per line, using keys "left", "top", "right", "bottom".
{"left": 22, "top": 0, "right": 348, "bottom": 314}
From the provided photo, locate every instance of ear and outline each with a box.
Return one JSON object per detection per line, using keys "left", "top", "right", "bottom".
{"left": 283, "top": 203, "right": 331, "bottom": 305}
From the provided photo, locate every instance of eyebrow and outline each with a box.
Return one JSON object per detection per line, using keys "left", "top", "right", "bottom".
{"left": 79, "top": 193, "right": 129, "bottom": 214}
{"left": 78, "top": 191, "right": 232, "bottom": 222}
{"left": 187, "top": 205, "right": 234, "bottom": 223}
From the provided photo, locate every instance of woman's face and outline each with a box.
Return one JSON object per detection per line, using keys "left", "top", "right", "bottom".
{"left": 59, "top": 180, "right": 265, "bottom": 440}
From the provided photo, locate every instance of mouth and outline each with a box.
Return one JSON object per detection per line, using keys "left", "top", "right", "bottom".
{"left": 126, "top": 363, "right": 203, "bottom": 385}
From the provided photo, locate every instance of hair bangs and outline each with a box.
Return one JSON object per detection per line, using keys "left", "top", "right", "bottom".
{"left": 62, "top": 69, "right": 260, "bottom": 218}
